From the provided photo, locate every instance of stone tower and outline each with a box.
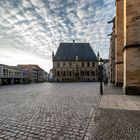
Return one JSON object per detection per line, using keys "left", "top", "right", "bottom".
{"left": 115, "top": 0, "right": 124, "bottom": 87}
{"left": 123, "top": 0, "right": 140, "bottom": 94}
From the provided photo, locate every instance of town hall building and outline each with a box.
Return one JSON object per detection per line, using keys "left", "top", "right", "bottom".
{"left": 52, "top": 41, "right": 99, "bottom": 82}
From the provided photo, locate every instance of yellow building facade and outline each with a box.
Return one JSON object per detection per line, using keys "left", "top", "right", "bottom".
{"left": 110, "top": 0, "right": 140, "bottom": 94}
{"left": 53, "top": 42, "right": 99, "bottom": 82}
{"left": 123, "top": 0, "right": 140, "bottom": 94}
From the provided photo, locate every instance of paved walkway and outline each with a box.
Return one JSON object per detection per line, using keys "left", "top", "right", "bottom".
{"left": 100, "top": 95, "right": 140, "bottom": 110}
{"left": 99, "top": 85, "right": 140, "bottom": 110}
{"left": 91, "top": 85, "right": 140, "bottom": 140}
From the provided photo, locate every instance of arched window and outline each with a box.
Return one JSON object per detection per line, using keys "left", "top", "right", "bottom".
{"left": 69, "top": 71, "right": 72, "bottom": 76}
{"left": 82, "top": 62, "right": 84, "bottom": 67}
{"left": 63, "top": 71, "right": 66, "bottom": 76}
{"left": 57, "top": 71, "right": 60, "bottom": 76}
{"left": 73, "top": 69, "right": 74, "bottom": 75}
{"left": 82, "top": 71, "right": 85, "bottom": 76}
{"left": 87, "top": 62, "right": 90, "bottom": 67}
{"left": 92, "top": 71, "right": 95, "bottom": 76}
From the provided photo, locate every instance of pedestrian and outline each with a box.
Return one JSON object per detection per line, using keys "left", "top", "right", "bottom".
{"left": 106, "top": 77, "right": 108, "bottom": 85}
{"left": 104, "top": 77, "right": 108, "bottom": 86}
{"left": 104, "top": 78, "right": 106, "bottom": 86}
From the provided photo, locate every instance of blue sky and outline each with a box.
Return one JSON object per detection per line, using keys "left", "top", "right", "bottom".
{"left": 0, "top": 0, "right": 115, "bottom": 72}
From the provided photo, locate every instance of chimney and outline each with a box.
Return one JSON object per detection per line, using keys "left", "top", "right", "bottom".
{"left": 73, "top": 40, "right": 75, "bottom": 45}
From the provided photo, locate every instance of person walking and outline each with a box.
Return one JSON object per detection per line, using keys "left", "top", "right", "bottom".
{"left": 104, "top": 77, "right": 108, "bottom": 86}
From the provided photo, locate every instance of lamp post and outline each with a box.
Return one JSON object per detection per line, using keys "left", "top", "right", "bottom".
{"left": 76, "top": 56, "right": 79, "bottom": 81}
{"left": 99, "top": 58, "right": 103, "bottom": 95}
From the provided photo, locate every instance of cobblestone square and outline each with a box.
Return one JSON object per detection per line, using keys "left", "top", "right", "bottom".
{"left": 92, "top": 109, "right": 140, "bottom": 140}
{"left": 0, "top": 83, "right": 100, "bottom": 140}
{"left": 91, "top": 85, "right": 140, "bottom": 140}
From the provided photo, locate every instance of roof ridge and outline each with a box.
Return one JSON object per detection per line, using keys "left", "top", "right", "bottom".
{"left": 54, "top": 42, "right": 97, "bottom": 61}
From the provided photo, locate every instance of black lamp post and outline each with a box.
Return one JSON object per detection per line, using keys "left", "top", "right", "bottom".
{"left": 99, "top": 58, "right": 103, "bottom": 95}
{"left": 76, "top": 56, "right": 79, "bottom": 81}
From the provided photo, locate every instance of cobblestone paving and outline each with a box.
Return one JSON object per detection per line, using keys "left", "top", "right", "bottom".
{"left": 91, "top": 109, "right": 140, "bottom": 140}
{"left": 90, "top": 85, "right": 140, "bottom": 140}
{"left": 0, "top": 82, "right": 100, "bottom": 140}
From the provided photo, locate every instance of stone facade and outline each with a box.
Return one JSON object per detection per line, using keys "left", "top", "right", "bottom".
{"left": 115, "top": 0, "right": 124, "bottom": 87}
{"left": 53, "top": 42, "right": 99, "bottom": 82}
{"left": 109, "top": 0, "right": 140, "bottom": 94}
{"left": 53, "top": 60, "right": 98, "bottom": 82}
{"left": 123, "top": 0, "right": 140, "bottom": 94}
{"left": 109, "top": 18, "right": 115, "bottom": 84}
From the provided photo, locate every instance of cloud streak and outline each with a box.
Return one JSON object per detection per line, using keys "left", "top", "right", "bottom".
{"left": 0, "top": 0, "right": 115, "bottom": 71}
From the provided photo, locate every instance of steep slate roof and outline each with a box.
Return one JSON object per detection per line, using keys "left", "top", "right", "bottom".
{"left": 54, "top": 43, "right": 97, "bottom": 61}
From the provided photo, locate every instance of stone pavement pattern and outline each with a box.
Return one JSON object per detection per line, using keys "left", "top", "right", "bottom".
{"left": 91, "top": 85, "right": 140, "bottom": 140}
{"left": 100, "top": 95, "right": 140, "bottom": 110}
{"left": 0, "top": 83, "right": 100, "bottom": 140}
{"left": 92, "top": 109, "right": 140, "bottom": 140}
{"left": 99, "top": 85, "right": 140, "bottom": 110}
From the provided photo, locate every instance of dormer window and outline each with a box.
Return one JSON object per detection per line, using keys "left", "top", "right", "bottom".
{"left": 76, "top": 56, "right": 78, "bottom": 61}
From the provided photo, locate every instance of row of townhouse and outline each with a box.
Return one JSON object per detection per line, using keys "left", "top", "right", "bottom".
{"left": 0, "top": 64, "right": 48, "bottom": 85}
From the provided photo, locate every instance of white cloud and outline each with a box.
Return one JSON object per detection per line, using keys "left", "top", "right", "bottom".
{"left": 0, "top": 0, "right": 115, "bottom": 71}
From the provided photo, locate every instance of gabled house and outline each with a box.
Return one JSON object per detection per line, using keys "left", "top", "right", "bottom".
{"left": 52, "top": 41, "right": 99, "bottom": 82}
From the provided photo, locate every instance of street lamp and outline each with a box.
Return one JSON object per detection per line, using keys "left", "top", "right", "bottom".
{"left": 99, "top": 58, "right": 104, "bottom": 95}
{"left": 76, "top": 56, "right": 79, "bottom": 81}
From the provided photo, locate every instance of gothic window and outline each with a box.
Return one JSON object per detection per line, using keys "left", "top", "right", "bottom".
{"left": 69, "top": 71, "right": 72, "bottom": 76}
{"left": 63, "top": 71, "right": 66, "bottom": 76}
{"left": 73, "top": 69, "right": 74, "bottom": 75}
{"left": 57, "top": 71, "right": 60, "bottom": 76}
{"left": 92, "top": 71, "right": 95, "bottom": 76}
{"left": 87, "top": 62, "right": 90, "bottom": 67}
{"left": 82, "top": 71, "right": 84, "bottom": 76}
{"left": 80, "top": 71, "right": 84, "bottom": 76}
{"left": 82, "top": 62, "right": 84, "bottom": 67}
